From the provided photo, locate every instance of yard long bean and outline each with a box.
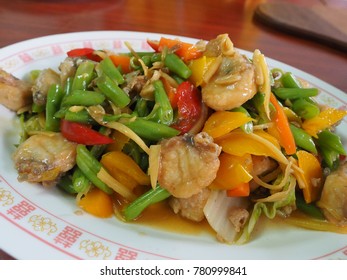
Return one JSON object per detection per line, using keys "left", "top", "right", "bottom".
{"left": 96, "top": 74, "right": 130, "bottom": 108}
{"left": 64, "top": 76, "right": 73, "bottom": 95}
{"left": 57, "top": 175, "right": 77, "bottom": 194}
{"left": 134, "top": 98, "right": 149, "bottom": 117}
{"left": 76, "top": 144, "right": 113, "bottom": 194}
{"left": 231, "top": 106, "right": 253, "bottom": 133}
{"left": 62, "top": 90, "right": 105, "bottom": 106}
{"left": 291, "top": 98, "right": 320, "bottom": 120}
{"left": 123, "top": 185, "right": 171, "bottom": 221}
{"left": 317, "top": 130, "right": 346, "bottom": 168}
{"left": 72, "top": 167, "right": 91, "bottom": 193}
{"left": 280, "top": 72, "right": 302, "bottom": 88}
{"left": 124, "top": 118, "right": 180, "bottom": 141}
{"left": 70, "top": 132, "right": 109, "bottom": 194}
{"left": 64, "top": 108, "right": 95, "bottom": 124}
{"left": 317, "top": 129, "right": 346, "bottom": 156}
{"left": 273, "top": 88, "right": 319, "bottom": 100}
{"left": 45, "top": 84, "right": 64, "bottom": 132}
{"left": 71, "top": 60, "right": 95, "bottom": 91}
{"left": 290, "top": 124, "right": 317, "bottom": 154}
{"left": 99, "top": 56, "right": 125, "bottom": 85}
{"left": 296, "top": 193, "right": 324, "bottom": 219}
{"left": 164, "top": 53, "right": 192, "bottom": 79}
{"left": 153, "top": 79, "right": 173, "bottom": 125}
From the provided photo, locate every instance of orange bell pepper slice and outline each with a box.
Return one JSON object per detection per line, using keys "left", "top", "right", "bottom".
{"left": 161, "top": 77, "right": 178, "bottom": 109}
{"left": 79, "top": 187, "right": 114, "bottom": 218}
{"left": 101, "top": 151, "right": 150, "bottom": 187}
{"left": 109, "top": 55, "right": 131, "bottom": 74}
{"left": 296, "top": 150, "right": 323, "bottom": 203}
{"left": 147, "top": 37, "right": 203, "bottom": 62}
{"left": 212, "top": 153, "right": 253, "bottom": 190}
{"left": 227, "top": 182, "right": 250, "bottom": 197}
{"left": 106, "top": 130, "right": 129, "bottom": 152}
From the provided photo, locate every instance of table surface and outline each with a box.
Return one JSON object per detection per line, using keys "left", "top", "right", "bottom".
{"left": 0, "top": 0, "right": 346, "bottom": 260}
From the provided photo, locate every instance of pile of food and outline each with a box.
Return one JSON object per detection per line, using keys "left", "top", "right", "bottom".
{"left": 0, "top": 34, "right": 346, "bottom": 244}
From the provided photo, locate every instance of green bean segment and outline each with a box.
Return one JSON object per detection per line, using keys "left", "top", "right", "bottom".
{"left": 96, "top": 74, "right": 130, "bottom": 108}
{"left": 290, "top": 124, "right": 317, "bottom": 154}
{"left": 317, "top": 130, "right": 346, "bottom": 156}
{"left": 72, "top": 167, "right": 91, "bottom": 193}
{"left": 231, "top": 106, "right": 253, "bottom": 133}
{"left": 291, "top": 98, "right": 320, "bottom": 120}
{"left": 57, "top": 175, "right": 77, "bottom": 194}
{"left": 71, "top": 61, "right": 95, "bottom": 91}
{"left": 64, "top": 108, "right": 95, "bottom": 124}
{"left": 76, "top": 145, "right": 113, "bottom": 194}
{"left": 319, "top": 147, "right": 339, "bottom": 169}
{"left": 134, "top": 98, "right": 149, "bottom": 117}
{"left": 45, "top": 84, "right": 64, "bottom": 132}
{"left": 99, "top": 56, "right": 125, "bottom": 85}
{"left": 280, "top": 72, "right": 302, "bottom": 88}
{"left": 296, "top": 193, "right": 324, "bottom": 220}
{"left": 124, "top": 118, "right": 180, "bottom": 141}
{"left": 123, "top": 185, "right": 171, "bottom": 221}
{"left": 164, "top": 53, "right": 192, "bottom": 79}
{"left": 62, "top": 90, "right": 105, "bottom": 106}
{"left": 273, "top": 88, "right": 319, "bottom": 100}
{"left": 153, "top": 79, "right": 174, "bottom": 125}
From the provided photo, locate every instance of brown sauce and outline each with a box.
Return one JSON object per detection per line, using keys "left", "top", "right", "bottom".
{"left": 135, "top": 201, "right": 214, "bottom": 235}
{"left": 113, "top": 193, "right": 331, "bottom": 241}
{"left": 114, "top": 194, "right": 214, "bottom": 236}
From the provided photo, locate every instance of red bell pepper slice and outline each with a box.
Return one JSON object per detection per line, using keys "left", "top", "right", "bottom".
{"left": 171, "top": 81, "right": 202, "bottom": 134}
{"left": 60, "top": 119, "right": 113, "bottom": 145}
{"left": 67, "top": 48, "right": 101, "bottom": 62}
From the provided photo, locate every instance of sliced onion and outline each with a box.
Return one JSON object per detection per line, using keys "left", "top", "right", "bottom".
{"left": 87, "top": 106, "right": 150, "bottom": 155}
{"left": 203, "top": 190, "right": 249, "bottom": 243}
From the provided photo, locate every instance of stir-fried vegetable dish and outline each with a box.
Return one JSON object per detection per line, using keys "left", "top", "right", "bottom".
{"left": 1, "top": 34, "right": 346, "bottom": 244}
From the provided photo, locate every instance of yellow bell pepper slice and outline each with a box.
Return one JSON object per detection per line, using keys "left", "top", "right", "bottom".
{"left": 101, "top": 151, "right": 150, "bottom": 187}
{"left": 211, "top": 153, "right": 253, "bottom": 190}
{"left": 79, "top": 187, "right": 114, "bottom": 218}
{"left": 216, "top": 130, "right": 288, "bottom": 164}
{"left": 202, "top": 111, "right": 253, "bottom": 139}
{"left": 296, "top": 150, "right": 323, "bottom": 203}
{"left": 302, "top": 108, "right": 347, "bottom": 137}
{"left": 188, "top": 56, "right": 216, "bottom": 87}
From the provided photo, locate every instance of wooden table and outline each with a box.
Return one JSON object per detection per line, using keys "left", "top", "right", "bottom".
{"left": 0, "top": 0, "right": 346, "bottom": 260}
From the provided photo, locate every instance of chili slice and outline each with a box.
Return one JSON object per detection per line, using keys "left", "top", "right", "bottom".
{"left": 60, "top": 119, "right": 113, "bottom": 145}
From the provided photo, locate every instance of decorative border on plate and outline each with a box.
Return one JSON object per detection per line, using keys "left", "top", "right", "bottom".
{"left": 0, "top": 38, "right": 152, "bottom": 73}
{"left": 0, "top": 175, "right": 175, "bottom": 260}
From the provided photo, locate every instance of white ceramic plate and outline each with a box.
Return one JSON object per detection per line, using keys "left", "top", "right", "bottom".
{"left": 0, "top": 31, "right": 346, "bottom": 260}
